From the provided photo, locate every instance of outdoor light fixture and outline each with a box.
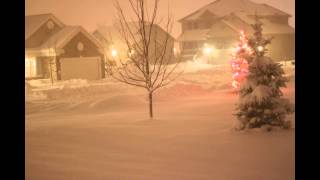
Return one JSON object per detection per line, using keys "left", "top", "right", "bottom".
{"left": 111, "top": 46, "right": 118, "bottom": 58}
{"left": 257, "top": 46, "right": 264, "bottom": 52}
{"left": 203, "top": 46, "right": 213, "bottom": 55}
{"left": 202, "top": 43, "right": 214, "bottom": 56}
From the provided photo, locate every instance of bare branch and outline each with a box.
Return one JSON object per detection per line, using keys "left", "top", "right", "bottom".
{"left": 109, "top": 0, "right": 183, "bottom": 118}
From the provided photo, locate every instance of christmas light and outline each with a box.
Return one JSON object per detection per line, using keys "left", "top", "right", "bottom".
{"left": 230, "top": 30, "right": 252, "bottom": 89}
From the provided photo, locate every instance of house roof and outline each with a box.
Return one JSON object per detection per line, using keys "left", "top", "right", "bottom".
{"left": 177, "top": 29, "right": 211, "bottom": 41}
{"left": 25, "top": 13, "right": 65, "bottom": 40}
{"left": 94, "top": 25, "right": 124, "bottom": 44}
{"left": 93, "top": 22, "right": 175, "bottom": 47}
{"left": 207, "top": 20, "right": 239, "bottom": 38}
{"left": 179, "top": 0, "right": 291, "bottom": 22}
{"left": 223, "top": 13, "right": 295, "bottom": 34}
{"left": 178, "top": 17, "right": 294, "bottom": 42}
{"left": 40, "top": 25, "right": 104, "bottom": 51}
{"left": 257, "top": 19, "right": 295, "bottom": 34}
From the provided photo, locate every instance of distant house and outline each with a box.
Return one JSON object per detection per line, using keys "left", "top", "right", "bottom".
{"left": 178, "top": 0, "right": 295, "bottom": 63}
{"left": 93, "top": 22, "right": 176, "bottom": 65}
{"left": 25, "top": 13, "right": 105, "bottom": 80}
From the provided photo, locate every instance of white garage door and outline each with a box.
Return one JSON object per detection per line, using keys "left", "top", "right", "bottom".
{"left": 60, "top": 57, "right": 101, "bottom": 80}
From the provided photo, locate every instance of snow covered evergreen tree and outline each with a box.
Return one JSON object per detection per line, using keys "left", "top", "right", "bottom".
{"left": 235, "top": 17, "right": 294, "bottom": 130}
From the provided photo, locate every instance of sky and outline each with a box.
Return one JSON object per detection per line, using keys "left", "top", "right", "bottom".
{"left": 25, "top": 0, "right": 295, "bottom": 38}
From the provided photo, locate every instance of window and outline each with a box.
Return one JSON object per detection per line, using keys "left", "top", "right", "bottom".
{"left": 25, "top": 57, "right": 37, "bottom": 78}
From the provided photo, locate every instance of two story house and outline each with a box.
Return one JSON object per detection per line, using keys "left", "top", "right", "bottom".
{"left": 178, "top": 0, "right": 295, "bottom": 63}
{"left": 25, "top": 13, "right": 105, "bottom": 80}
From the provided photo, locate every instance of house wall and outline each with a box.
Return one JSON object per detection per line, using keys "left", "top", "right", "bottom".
{"left": 267, "top": 33, "right": 295, "bottom": 61}
{"left": 37, "top": 57, "right": 58, "bottom": 80}
{"left": 267, "top": 16, "right": 289, "bottom": 24}
{"left": 56, "top": 32, "right": 105, "bottom": 80}
{"left": 204, "top": 33, "right": 294, "bottom": 63}
{"left": 25, "top": 18, "right": 63, "bottom": 48}
{"left": 181, "top": 41, "right": 204, "bottom": 50}
{"left": 181, "top": 11, "right": 218, "bottom": 32}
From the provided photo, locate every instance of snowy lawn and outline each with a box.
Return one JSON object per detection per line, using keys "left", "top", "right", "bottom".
{"left": 25, "top": 61, "right": 295, "bottom": 180}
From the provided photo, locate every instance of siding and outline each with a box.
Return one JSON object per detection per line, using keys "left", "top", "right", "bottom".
{"left": 56, "top": 32, "right": 105, "bottom": 80}
{"left": 25, "top": 18, "right": 63, "bottom": 48}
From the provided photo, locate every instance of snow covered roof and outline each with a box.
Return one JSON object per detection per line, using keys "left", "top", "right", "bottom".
{"left": 40, "top": 26, "right": 79, "bottom": 49}
{"left": 207, "top": 20, "right": 239, "bottom": 38}
{"left": 41, "top": 26, "right": 104, "bottom": 50}
{"left": 94, "top": 22, "right": 175, "bottom": 47}
{"left": 259, "top": 19, "right": 295, "bottom": 34}
{"left": 94, "top": 25, "right": 125, "bottom": 44}
{"left": 26, "top": 25, "right": 104, "bottom": 57}
{"left": 178, "top": 29, "right": 211, "bottom": 42}
{"left": 25, "top": 13, "right": 65, "bottom": 40}
{"left": 179, "top": 0, "right": 290, "bottom": 22}
{"left": 222, "top": 16, "right": 295, "bottom": 35}
{"left": 178, "top": 18, "right": 294, "bottom": 42}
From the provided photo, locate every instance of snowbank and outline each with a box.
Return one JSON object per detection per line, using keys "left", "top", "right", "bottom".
{"left": 25, "top": 60, "right": 294, "bottom": 103}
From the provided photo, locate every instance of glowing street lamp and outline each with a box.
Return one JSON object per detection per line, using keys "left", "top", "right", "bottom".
{"left": 111, "top": 46, "right": 118, "bottom": 58}
{"left": 203, "top": 47, "right": 213, "bottom": 55}
{"left": 202, "top": 43, "right": 214, "bottom": 55}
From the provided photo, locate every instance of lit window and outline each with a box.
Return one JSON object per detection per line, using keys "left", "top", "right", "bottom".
{"left": 25, "top": 57, "right": 37, "bottom": 78}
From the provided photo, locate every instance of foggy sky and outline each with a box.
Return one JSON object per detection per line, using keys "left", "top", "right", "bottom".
{"left": 25, "top": 0, "right": 295, "bottom": 38}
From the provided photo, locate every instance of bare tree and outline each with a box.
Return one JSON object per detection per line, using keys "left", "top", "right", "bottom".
{"left": 48, "top": 48, "right": 57, "bottom": 85}
{"left": 107, "top": 0, "right": 182, "bottom": 119}
{"left": 46, "top": 38, "right": 58, "bottom": 86}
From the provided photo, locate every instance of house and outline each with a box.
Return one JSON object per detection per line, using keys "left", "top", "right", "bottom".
{"left": 92, "top": 22, "right": 176, "bottom": 65}
{"left": 25, "top": 13, "right": 105, "bottom": 80}
{"left": 178, "top": 0, "right": 295, "bottom": 63}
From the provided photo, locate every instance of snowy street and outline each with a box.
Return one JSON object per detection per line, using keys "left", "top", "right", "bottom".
{"left": 25, "top": 62, "right": 295, "bottom": 180}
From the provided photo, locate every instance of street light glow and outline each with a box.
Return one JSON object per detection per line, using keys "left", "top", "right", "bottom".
{"left": 203, "top": 46, "right": 213, "bottom": 55}
{"left": 111, "top": 48, "right": 118, "bottom": 58}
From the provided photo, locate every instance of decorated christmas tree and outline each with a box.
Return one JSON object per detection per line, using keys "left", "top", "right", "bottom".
{"left": 235, "top": 17, "right": 294, "bottom": 130}
{"left": 230, "top": 30, "right": 254, "bottom": 89}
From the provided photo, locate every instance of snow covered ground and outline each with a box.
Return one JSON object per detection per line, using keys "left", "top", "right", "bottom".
{"left": 25, "top": 61, "right": 295, "bottom": 180}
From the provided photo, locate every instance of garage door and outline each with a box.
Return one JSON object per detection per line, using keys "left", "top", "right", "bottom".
{"left": 60, "top": 57, "right": 101, "bottom": 80}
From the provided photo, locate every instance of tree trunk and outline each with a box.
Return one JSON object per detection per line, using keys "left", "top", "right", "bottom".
{"left": 148, "top": 92, "right": 153, "bottom": 119}
{"left": 49, "top": 60, "right": 54, "bottom": 86}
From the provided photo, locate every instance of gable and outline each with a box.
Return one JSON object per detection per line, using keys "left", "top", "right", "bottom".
{"left": 199, "top": 10, "right": 217, "bottom": 20}
{"left": 179, "top": 0, "right": 290, "bottom": 22}
{"left": 223, "top": 14, "right": 253, "bottom": 33}
{"left": 61, "top": 32, "right": 103, "bottom": 58}
{"left": 25, "top": 18, "right": 63, "bottom": 48}
{"left": 207, "top": 21, "right": 238, "bottom": 38}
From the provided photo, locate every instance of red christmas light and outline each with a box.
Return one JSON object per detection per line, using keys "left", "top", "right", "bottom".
{"left": 230, "top": 30, "right": 253, "bottom": 89}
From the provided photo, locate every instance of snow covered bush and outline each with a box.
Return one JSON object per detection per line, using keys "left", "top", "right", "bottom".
{"left": 235, "top": 17, "right": 294, "bottom": 130}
